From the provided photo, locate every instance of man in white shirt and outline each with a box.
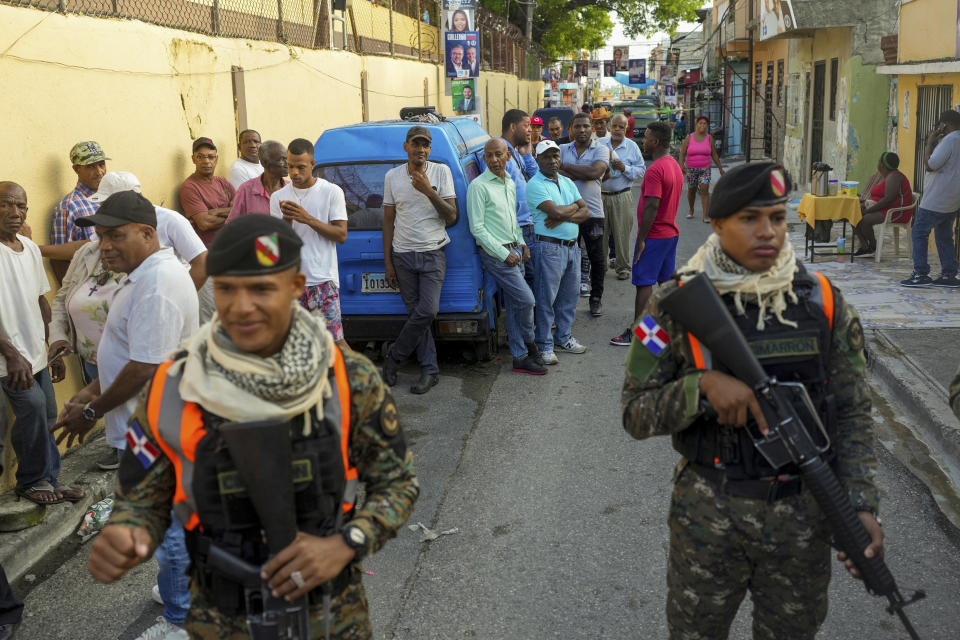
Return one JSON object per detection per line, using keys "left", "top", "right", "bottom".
{"left": 270, "top": 138, "right": 349, "bottom": 348}
{"left": 0, "top": 181, "right": 79, "bottom": 506}
{"left": 51, "top": 190, "right": 198, "bottom": 640}
{"left": 600, "top": 114, "right": 646, "bottom": 280}
{"left": 381, "top": 126, "right": 457, "bottom": 394}
{"left": 226, "top": 129, "right": 264, "bottom": 189}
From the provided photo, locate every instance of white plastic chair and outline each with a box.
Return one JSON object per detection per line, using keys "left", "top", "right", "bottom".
{"left": 874, "top": 191, "right": 919, "bottom": 263}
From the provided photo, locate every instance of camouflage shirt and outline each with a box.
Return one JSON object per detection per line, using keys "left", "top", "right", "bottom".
{"left": 620, "top": 274, "right": 879, "bottom": 513}
{"left": 110, "top": 348, "right": 419, "bottom": 559}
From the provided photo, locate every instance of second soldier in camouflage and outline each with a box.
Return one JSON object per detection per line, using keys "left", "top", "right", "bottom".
{"left": 621, "top": 163, "right": 882, "bottom": 640}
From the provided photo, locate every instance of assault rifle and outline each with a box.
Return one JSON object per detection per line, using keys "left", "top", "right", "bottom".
{"left": 659, "top": 273, "right": 925, "bottom": 640}
{"left": 204, "top": 418, "right": 310, "bottom": 640}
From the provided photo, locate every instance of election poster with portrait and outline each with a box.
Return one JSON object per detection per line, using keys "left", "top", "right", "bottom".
{"left": 613, "top": 46, "right": 629, "bottom": 71}
{"left": 588, "top": 61, "right": 601, "bottom": 79}
{"left": 445, "top": 31, "right": 479, "bottom": 78}
{"left": 603, "top": 60, "right": 615, "bottom": 77}
{"left": 628, "top": 59, "right": 645, "bottom": 84}
{"left": 446, "top": 6, "right": 474, "bottom": 32}
{"left": 452, "top": 79, "right": 477, "bottom": 113}
{"left": 575, "top": 61, "right": 588, "bottom": 78}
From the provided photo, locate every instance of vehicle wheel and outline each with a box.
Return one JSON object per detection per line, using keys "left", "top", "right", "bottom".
{"left": 473, "top": 299, "right": 504, "bottom": 362}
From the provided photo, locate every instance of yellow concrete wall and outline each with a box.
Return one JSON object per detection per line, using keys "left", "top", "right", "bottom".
{"left": 0, "top": 3, "right": 538, "bottom": 490}
{"left": 349, "top": 0, "right": 440, "bottom": 54}
{"left": 899, "top": 0, "right": 957, "bottom": 62}
{"left": 895, "top": 72, "right": 960, "bottom": 188}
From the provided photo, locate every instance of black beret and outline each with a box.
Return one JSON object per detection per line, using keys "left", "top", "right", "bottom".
{"left": 707, "top": 162, "right": 792, "bottom": 219}
{"left": 207, "top": 215, "right": 302, "bottom": 277}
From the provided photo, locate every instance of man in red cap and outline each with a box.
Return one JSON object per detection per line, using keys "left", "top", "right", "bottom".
{"left": 530, "top": 116, "right": 545, "bottom": 147}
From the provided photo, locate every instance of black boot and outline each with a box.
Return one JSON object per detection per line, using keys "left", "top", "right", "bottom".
{"left": 381, "top": 353, "right": 399, "bottom": 386}
{"left": 410, "top": 372, "right": 440, "bottom": 394}
{"left": 512, "top": 355, "right": 547, "bottom": 375}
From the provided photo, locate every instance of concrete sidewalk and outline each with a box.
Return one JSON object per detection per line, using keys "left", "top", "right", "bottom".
{"left": 786, "top": 216, "right": 960, "bottom": 527}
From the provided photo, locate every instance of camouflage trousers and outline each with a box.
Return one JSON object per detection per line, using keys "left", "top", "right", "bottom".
{"left": 184, "top": 580, "right": 373, "bottom": 639}
{"left": 666, "top": 461, "right": 832, "bottom": 640}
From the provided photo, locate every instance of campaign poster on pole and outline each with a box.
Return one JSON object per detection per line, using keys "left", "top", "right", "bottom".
{"left": 445, "top": 31, "right": 479, "bottom": 78}
{"left": 575, "top": 61, "right": 588, "bottom": 78}
{"left": 759, "top": 0, "right": 796, "bottom": 40}
{"left": 446, "top": 6, "right": 474, "bottom": 31}
{"left": 664, "top": 83, "right": 677, "bottom": 105}
{"left": 452, "top": 79, "right": 477, "bottom": 112}
{"left": 628, "top": 59, "right": 646, "bottom": 84}
{"left": 588, "top": 61, "right": 601, "bottom": 79}
{"left": 603, "top": 61, "right": 615, "bottom": 77}
{"left": 613, "top": 46, "right": 629, "bottom": 71}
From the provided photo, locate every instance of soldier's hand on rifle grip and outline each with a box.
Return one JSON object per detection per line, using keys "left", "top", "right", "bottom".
{"left": 836, "top": 512, "right": 885, "bottom": 579}
{"left": 698, "top": 371, "right": 770, "bottom": 436}
{"left": 262, "top": 531, "right": 356, "bottom": 601}
{"left": 87, "top": 525, "right": 152, "bottom": 584}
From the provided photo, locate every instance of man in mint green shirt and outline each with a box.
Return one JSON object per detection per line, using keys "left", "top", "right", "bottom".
{"left": 466, "top": 138, "right": 546, "bottom": 375}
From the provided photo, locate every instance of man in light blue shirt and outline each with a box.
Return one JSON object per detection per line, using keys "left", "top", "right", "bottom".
{"left": 561, "top": 112, "right": 611, "bottom": 317}
{"left": 467, "top": 138, "right": 546, "bottom": 376}
{"left": 601, "top": 113, "right": 646, "bottom": 280}
{"left": 526, "top": 141, "right": 591, "bottom": 364}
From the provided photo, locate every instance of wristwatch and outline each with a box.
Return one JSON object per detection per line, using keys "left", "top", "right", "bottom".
{"left": 341, "top": 525, "right": 367, "bottom": 560}
{"left": 81, "top": 402, "right": 99, "bottom": 422}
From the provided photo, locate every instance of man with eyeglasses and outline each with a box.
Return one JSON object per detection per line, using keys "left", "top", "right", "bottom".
{"left": 227, "top": 141, "right": 289, "bottom": 222}
{"left": 179, "top": 137, "right": 235, "bottom": 322}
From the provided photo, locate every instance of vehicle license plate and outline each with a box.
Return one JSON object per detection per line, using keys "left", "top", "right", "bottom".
{"left": 361, "top": 272, "right": 399, "bottom": 294}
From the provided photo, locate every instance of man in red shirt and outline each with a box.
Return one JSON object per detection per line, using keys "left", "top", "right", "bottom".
{"left": 179, "top": 137, "right": 236, "bottom": 248}
{"left": 624, "top": 108, "right": 636, "bottom": 139}
{"left": 610, "top": 121, "right": 683, "bottom": 345}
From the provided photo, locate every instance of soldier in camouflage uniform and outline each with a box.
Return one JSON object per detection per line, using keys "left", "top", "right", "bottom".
{"left": 621, "top": 163, "right": 883, "bottom": 640}
{"left": 88, "top": 215, "right": 418, "bottom": 639}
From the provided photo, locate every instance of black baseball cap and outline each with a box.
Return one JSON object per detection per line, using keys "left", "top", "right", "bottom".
{"left": 76, "top": 191, "right": 158, "bottom": 228}
{"left": 405, "top": 126, "right": 432, "bottom": 143}
{"left": 192, "top": 137, "right": 217, "bottom": 152}
{"left": 707, "top": 162, "right": 791, "bottom": 219}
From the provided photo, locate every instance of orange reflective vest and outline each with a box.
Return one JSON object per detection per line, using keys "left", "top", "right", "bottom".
{"left": 145, "top": 346, "right": 357, "bottom": 532}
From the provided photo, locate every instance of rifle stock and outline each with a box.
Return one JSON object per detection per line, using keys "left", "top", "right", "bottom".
{"left": 659, "top": 274, "right": 925, "bottom": 639}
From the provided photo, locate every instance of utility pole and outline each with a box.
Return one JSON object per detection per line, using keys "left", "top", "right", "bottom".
{"left": 525, "top": 0, "right": 534, "bottom": 40}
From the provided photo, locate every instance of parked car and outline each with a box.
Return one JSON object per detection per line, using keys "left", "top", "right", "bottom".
{"left": 313, "top": 113, "right": 505, "bottom": 360}
{"left": 532, "top": 106, "right": 577, "bottom": 139}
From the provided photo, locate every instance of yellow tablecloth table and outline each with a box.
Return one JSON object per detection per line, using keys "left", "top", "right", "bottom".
{"left": 797, "top": 193, "right": 862, "bottom": 228}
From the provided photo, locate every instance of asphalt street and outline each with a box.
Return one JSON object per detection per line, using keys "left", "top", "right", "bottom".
{"left": 12, "top": 177, "right": 960, "bottom": 639}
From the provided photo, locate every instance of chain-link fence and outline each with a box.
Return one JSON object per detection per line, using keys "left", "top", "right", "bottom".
{"left": 2, "top": 0, "right": 543, "bottom": 77}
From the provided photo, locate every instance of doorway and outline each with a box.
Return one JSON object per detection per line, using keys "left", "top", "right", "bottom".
{"left": 810, "top": 61, "right": 826, "bottom": 166}
{"left": 914, "top": 85, "right": 954, "bottom": 192}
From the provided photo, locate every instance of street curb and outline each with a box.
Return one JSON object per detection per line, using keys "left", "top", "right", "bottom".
{"left": 866, "top": 329, "right": 960, "bottom": 493}
{"left": 0, "top": 437, "right": 116, "bottom": 584}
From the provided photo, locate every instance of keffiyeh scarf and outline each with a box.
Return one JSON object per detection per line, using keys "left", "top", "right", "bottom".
{"left": 174, "top": 304, "right": 334, "bottom": 429}
{"left": 679, "top": 233, "right": 799, "bottom": 330}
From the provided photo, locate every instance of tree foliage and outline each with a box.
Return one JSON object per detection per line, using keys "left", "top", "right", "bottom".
{"left": 480, "top": 0, "right": 703, "bottom": 59}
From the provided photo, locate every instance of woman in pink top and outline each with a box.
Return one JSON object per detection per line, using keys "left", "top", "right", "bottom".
{"left": 678, "top": 116, "right": 725, "bottom": 222}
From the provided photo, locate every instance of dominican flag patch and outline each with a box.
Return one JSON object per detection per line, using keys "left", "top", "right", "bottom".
{"left": 125, "top": 419, "right": 161, "bottom": 469}
{"left": 634, "top": 315, "right": 669, "bottom": 355}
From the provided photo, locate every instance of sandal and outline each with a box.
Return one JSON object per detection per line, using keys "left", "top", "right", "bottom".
{"left": 16, "top": 482, "right": 65, "bottom": 505}
{"left": 56, "top": 484, "right": 86, "bottom": 503}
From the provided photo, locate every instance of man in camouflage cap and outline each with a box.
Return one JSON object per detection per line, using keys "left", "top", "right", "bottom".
{"left": 620, "top": 162, "right": 882, "bottom": 639}
{"left": 50, "top": 141, "right": 110, "bottom": 281}
{"left": 87, "top": 214, "right": 419, "bottom": 639}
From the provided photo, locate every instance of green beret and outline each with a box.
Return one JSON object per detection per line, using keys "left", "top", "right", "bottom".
{"left": 707, "top": 162, "right": 792, "bottom": 219}
{"left": 207, "top": 215, "right": 302, "bottom": 276}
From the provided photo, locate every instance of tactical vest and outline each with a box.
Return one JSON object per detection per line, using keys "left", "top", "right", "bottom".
{"left": 145, "top": 347, "right": 358, "bottom": 567}
{"left": 672, "top": 269, "right": 837, "bottom": 480}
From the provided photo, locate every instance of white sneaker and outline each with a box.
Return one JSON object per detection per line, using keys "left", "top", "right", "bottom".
{"left": 541, "top": 350, "right": 559, "bottom": 365}
{"left": 579, "top": 282, "right": 590, "bottom": 297}
{"left": 135, "top": 617, "right": 188, "bottom": 640}
{"left": 556, "top": 337, "right": 587, "bottom": 354}
{"left": 151, "top": 584, "right": 163, "bottom": 605}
